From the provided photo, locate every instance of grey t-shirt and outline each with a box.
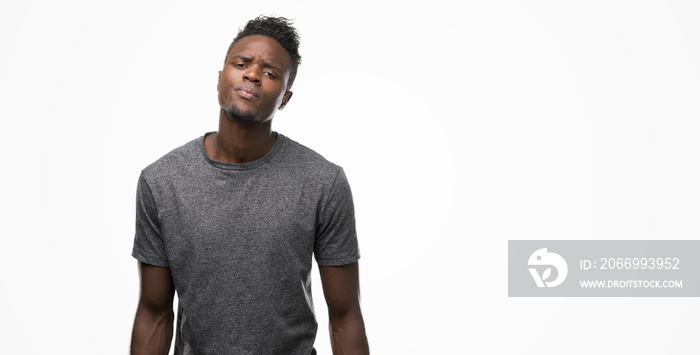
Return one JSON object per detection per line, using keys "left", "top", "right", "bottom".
{"left": 132, "top": 133, "right": 360, "bottom": 355}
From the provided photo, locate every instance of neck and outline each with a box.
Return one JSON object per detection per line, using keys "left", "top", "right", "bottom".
{"left": 204, "top": 109, "right": 278, "bottom": 164}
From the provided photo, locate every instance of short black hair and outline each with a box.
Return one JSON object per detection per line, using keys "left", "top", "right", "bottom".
{"left": 224, "top": 16, "right": 302, "bottom": 89}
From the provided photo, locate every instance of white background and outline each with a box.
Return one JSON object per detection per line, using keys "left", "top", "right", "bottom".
{"left": 1, "top": 0, "right": 699, "bottom": 354}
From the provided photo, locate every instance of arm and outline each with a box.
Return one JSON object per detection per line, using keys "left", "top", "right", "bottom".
{"left": 319, "top": 262, "right": 369, "bottom": 355}
{"left": 131, "top": 262, "right": 176, "bottom": 355}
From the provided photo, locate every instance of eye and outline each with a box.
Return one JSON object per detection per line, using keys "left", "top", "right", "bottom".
{"left": 264, "top": 71, "right": 278, "bottom": 79}
{"left": 233, "top": 63, "right": 246, "bottom": 69}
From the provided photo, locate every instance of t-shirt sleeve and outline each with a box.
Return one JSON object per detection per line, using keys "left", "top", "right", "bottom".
{"left": 131, "top": 172, "right": 169, "bottom": 267}
{"left": 314, "top": 167, "right": 361, "bottom": 266}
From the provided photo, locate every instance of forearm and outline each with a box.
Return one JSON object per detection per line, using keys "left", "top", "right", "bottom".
{"left": 329, "top": 310, "right": 369, "bottom": 355}
{"left": 131, "top": 308, "right": 174, "bottom": 355}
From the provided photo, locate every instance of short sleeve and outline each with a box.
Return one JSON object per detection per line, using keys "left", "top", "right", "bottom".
{"left": 314, "top": 168, "right": 361, "bottom": 266}
{"left": 131, "top": 172, "right": 169, "bottom": 267}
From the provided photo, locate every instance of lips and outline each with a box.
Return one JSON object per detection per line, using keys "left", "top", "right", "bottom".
{"left": 235, "top": 86, "right": 259, "bottom": 100}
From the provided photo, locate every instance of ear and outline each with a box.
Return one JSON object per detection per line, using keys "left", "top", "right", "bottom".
{"left": 217, "top": 71, "right": 222, "bottom": 91}
{"left": 279, "top": 91, "right": 293, "bottom": 110}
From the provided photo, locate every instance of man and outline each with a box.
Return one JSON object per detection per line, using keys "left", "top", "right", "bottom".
{"left": 130, "top": 16, "right": 369, "bottom": 355}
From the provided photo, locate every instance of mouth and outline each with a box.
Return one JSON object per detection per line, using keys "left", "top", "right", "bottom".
{"left": 235, "top": 86, "right": 259, "bottom": 100}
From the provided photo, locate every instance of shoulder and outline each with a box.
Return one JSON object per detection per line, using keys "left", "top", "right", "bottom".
{"left": 140, "top": 135, "right": 204, "bottom": 183}
{"left": 279, "top": 135, "right": 342, "bottom": 171}
{"left": 277, "top": 134, "right": 345, "bottom": 182}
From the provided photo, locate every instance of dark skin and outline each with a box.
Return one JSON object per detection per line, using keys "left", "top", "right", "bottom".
{"left": 321, "top": 262, "right": 370, "bottom": 355}
{"left": 131, "top": 263, "right": 175, "bottom": 355}
{"left": 130, "top": 35, "right": 369, "bottom": 354}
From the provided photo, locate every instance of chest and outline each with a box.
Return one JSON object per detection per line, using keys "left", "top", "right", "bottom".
{"left": 156, "top": 173, "right": 320, "bottom": 270}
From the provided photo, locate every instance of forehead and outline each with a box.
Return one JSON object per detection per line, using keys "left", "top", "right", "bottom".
{"left": 226, "top": 35, "right": 292, "bottom": 70}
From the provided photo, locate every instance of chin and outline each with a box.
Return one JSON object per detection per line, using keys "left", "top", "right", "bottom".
{"left": 224, "top": 105, "right": 257, "bottom": 123}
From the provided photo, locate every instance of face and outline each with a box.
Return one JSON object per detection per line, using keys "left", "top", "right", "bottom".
{"left": 218, "top": 35, "right": 293, "bottom": 123}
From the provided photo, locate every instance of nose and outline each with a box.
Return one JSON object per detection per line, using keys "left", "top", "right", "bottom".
{"left": 243, "top": 65, "right": 261, "bottom": 84}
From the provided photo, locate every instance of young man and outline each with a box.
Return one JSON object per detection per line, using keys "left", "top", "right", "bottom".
{"left": 130, "top": 16, "right": 369, "bottom": 355}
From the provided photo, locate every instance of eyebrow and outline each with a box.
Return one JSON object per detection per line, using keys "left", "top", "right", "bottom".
{"left": 230, "top": 55, "right": 283, "bottom": 72}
